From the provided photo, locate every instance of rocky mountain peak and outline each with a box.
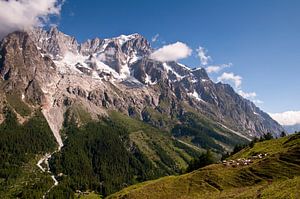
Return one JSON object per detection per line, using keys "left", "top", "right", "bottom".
{"left": 191, "top": 68, "right": 209, "bottom": 80}
{"left": 28, "top": 28, "right": 153, "bottom": 80}
{"left": 29, "top": 27, "right": 79, "bottom": 59}
{"left": 79, "top": 37, "right": 102, "bottom": 55}
{"left": 0, "top": 31, "right": 59, "bottom": 104}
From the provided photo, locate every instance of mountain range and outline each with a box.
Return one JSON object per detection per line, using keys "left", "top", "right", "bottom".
{"left": 0, "top": 27, "right": 285, "bottom": 198}
{"left": 1, "top": 27, "right": 283, "bottom": 140}
{"left": 284, "top": 124, "right": 300, "bottom": 134}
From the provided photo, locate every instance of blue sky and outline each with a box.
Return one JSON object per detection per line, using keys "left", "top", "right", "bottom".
{"left": 56, "top": 0, "right": 300, "bottom": 113}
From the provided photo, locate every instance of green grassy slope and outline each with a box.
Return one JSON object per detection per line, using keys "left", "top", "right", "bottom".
{"left": 109, "top": 111, "right": 203, "bottom": 172}
{"left": 172, "top": 112, "right": 249, "bottom": 153}
{"left": 108, "top": 133, "right": 300, "bottom": 199}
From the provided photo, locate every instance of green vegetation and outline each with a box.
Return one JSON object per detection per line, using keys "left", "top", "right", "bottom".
{"left": 231, "top": 132, "right": 276, "bottom": 156}
{"left": 49, "top": 118, "right": 162, "bottom": 197}
{"left": 65, "top": 104, "right": 93, "bottom": 125}
{"left": 48, "top": 111, "right": 203, "bottom": 197}
{"left": 186, "top": 150, "right": 215, "bottom": 173}
{"left": 108, "top": 133, "right": 300, "bottom": 199}
{"left": 6, "top": 93, "right": 31, "bottom": 117}
{"left": 0, "top": 107, "right": 57, "bottom": 198}
{"left": 172, "top": 112, "right": 249, "bottom": 153}
{"left": 141, "top": 107, "right": 177, "bottom": 130}
{"left": 0, "top": 99, "right": 269, "bottom": 199}
{"left": 0, "top": 156, "right": 56, "bottom": 199}
{"left": 74, "top": 191, "right": 102, "bottom": 199}
{"left": 109, "top": 111, "right": 202, "bottom": 171}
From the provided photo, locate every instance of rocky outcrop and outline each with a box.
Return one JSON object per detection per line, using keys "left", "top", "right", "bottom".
{"left": 0, "top": 31, "right": 59, "bottom": 104}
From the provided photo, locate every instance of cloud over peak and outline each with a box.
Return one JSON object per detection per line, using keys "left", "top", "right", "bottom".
{"left": 217, "top": 72, "right": 242, "bottom": 88}
{"left": 205, "top": 63, "right": 232, "bottom": 74}
{"left": 238, "top": 90, "right": 257, "bottom": 98}
{"left": 150, "top": 42, "right": 192, "bottom": 62}
{"left": 0, "top": 0, "right": 64, "bottom": 39}
{"left": 217, "top": 72, "right": 263, "bottom": 105}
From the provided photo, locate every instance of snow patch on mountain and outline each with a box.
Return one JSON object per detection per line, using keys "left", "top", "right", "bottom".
{"left": 163, "top": 63, "right": 184, "bottom": 79}
{"left": 53, "top": 52, "right": 121, "bottom": 79}
{"left": 144, "top": 74, "right": 157, "bottom": 85}
{"left": 177, "top": 63, "right": 191, "bottom": 70}
{"left": 188, "top": 90, "right": 206, "bottom": 103}
{"left": 115, "top": 33, "right": 140, "bottom": 46}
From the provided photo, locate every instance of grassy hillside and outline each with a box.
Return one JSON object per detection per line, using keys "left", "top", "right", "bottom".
{"left": 109, "top": 111, "right": 203, "bottom": 171}
{"left": 108, "top": 133, "right": 300, "bottom": 199}
{"left": 172, "top": 112, "right": 249, "bottom": 152}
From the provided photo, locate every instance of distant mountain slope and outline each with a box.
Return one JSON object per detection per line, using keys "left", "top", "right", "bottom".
{"left": 284, "top": 124, "right": 300, "bottom": 134}
{"left": 108, "top": 133, "right": 300, "bottom": 199}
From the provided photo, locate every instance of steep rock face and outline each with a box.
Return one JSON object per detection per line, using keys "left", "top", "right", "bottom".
{"left": 79, "top": 37, "right": 102, "bottom": 55}
{"left": 29, "top": 28, "right": 151, "bottom": 79}
{"left": 30, "top": 27, "right": 79, "bottom": 58}
{"left": 131, "top": 58, "right": 283, "bottom": 137}
{"left": 0, "top": 28, "right": 284, "bottom": 143}
{"left": 0, "top": 31, "right": 59, "bottom": 104}
{"left": 0, "top": 31, "right": 64, "bottom": 147}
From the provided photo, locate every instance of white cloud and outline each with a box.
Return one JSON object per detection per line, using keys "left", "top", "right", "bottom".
{"left": 238, "top": 90, "right": 263, "bottom": 104}
{"left": 0, "top": 0, "right": 64, "bottom": 39}
{"left": 217, "top": 72, "right": 242, "bottom": 88}
{"left": 206, "top": 63, "right": 232, "bottom": 74}
{"left": 238, "top": 90, "right": 257, "bottom": 98}
{"left": 150, "top": 42, "right": 192, "bottom": 62}
{"left": 253, "top": 99, "right": 264, "bottom": 104}
{"left": 269, "top": 111, "right": 300, "bottom": 126}
{"left": 196, "top": 46, "right": 211, "bottom": 66}
{"left": 206, "top": 66, "right": 220, "bottom": 73}
{"left": 216, "top": 70, "right": 263, "bottom": 105}
{"left": 151, "top": 34, "right": 159, "bottom": 42}
{"left": 199, "top": 47, "right": 262, "bottom": 106}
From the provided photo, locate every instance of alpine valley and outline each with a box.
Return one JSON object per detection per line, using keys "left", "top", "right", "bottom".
{"left": 0, "top": 28, "right": 286, "bottom": 198}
